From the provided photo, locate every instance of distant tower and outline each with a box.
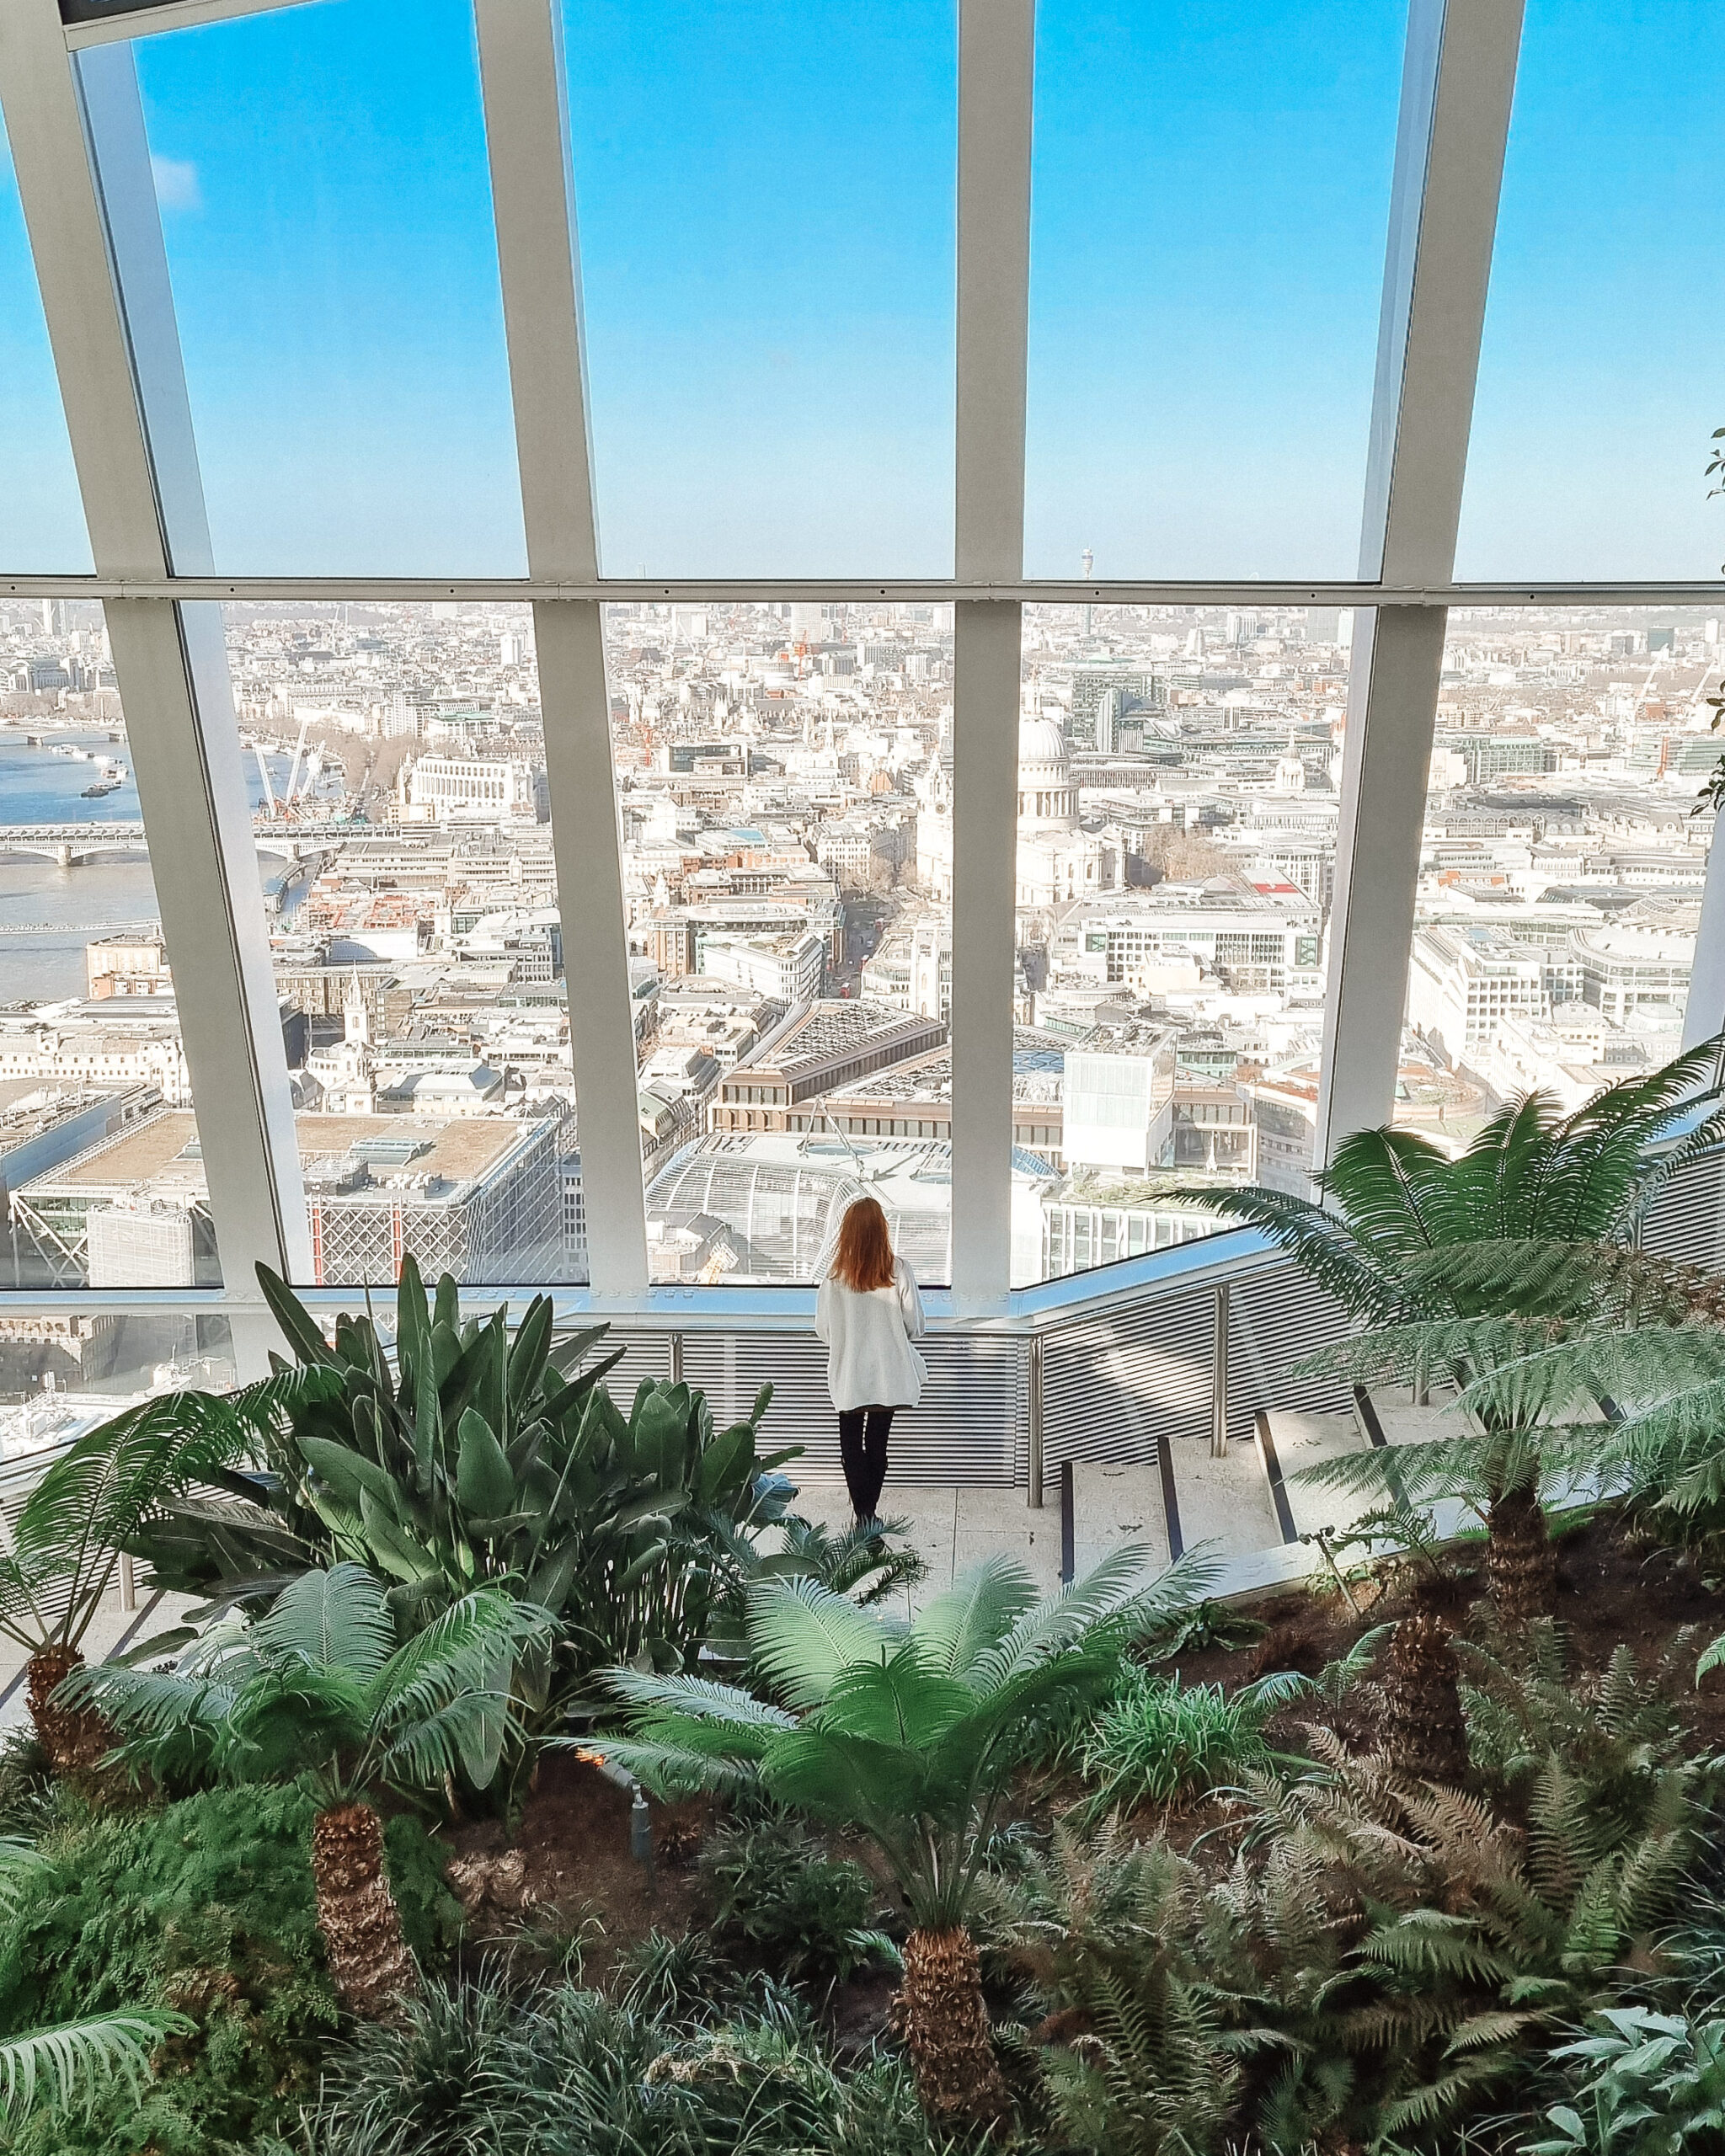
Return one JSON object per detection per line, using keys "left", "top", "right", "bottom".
{"left": 1081, "top": 548, "right": 1095, "bottom": 642}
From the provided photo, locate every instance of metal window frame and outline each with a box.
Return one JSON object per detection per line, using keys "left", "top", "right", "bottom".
{"left": 948, "top": 0, "right": 1033, "bottom": 1311}
{"left": 1315, "top": 0, "right": 1526, "bottom": 1164}
{"left": 473, "top": 0, "right": 647, "bottom": 1299}
{"left": 3, "top": 0, "right": 1721, "bottom": 1348}
{"left": 0, "top": 2, "right": 308, "bottom": 1375}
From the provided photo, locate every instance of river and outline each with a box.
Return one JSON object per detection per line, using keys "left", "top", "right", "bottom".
{"left": 0, "top": 727, "right": 313, "bottom": 1001}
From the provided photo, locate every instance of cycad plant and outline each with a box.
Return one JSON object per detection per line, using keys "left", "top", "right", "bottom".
{"left": 595, "top": 1542, "right": 1217, "bottom": 2122}
{"left": 1192, "top": 1038, "right": 1725, "bottom": 1328}
{"left": 61, "top": 1564, "right": 552, "bottom": 2018}
{"left": 0, "top": 1366, "right": 336, "bottom": 1774}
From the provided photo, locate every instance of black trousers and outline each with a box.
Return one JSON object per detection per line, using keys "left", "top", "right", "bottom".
{"left": 838, "top": 1406, "right": 895, "bottom": 1522}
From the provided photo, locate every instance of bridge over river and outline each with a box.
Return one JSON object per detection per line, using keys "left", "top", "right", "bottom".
{"left": 0, "top": 822, "right": 350, "bottom": 867}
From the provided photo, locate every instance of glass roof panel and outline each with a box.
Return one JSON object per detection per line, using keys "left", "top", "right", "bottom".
{"left": 1456, "top": 1, "right": 1725, "bottom": 583}
{"left": 563, "top": 0, "right": 957, "bottom": 578}
{"left": 1023, "top": 0, "right": 1406, "bottom": 582}
{"left": 125, "top": 0, "right": 526, "bottom": 575}
{"left": 0, "top": 116, "right": 93, "bottom": 574}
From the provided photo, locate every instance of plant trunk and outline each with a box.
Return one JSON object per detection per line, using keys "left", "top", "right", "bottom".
{"left": 898, "top": 1924, "right": 1008, "bottom": 2123}
{"left": 311, "top": 1801, "right": 419, "bottom": 2019}
{"left": 1487, "top": 1483, "right": 1556, "bottom": 1627}
{"left": 1381, "top": 1607, "right": 1469, "bottom": 1784}
{"left": 26, "top": 1646, "right": 113, "bottom": 1777}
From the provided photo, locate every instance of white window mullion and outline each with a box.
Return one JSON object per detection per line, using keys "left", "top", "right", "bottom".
{"left": 0, "top": 3, "right": 309, "bottom": 1362}
{"left": 474, "top": 0, "right": 648, "bottom": 1298}
{"left": 1316, "top": 0, "right": 1525, "bottom": 1166}
{"left": 949, "top": 0, "right": 1033, "bottom": 1311}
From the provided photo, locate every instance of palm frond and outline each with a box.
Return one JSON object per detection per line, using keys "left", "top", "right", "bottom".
{"left": 745, "top": 1575, "right": 887, "bottom": 1710}
{"left": 602, "top": 1666, "right": 798, "bottom": 1729}
{"left": 974, "top": 1541, "right": 1206, "bottom": 1691}
{"left": 254, "top": 1561, "right": 394, "bottom": 1678}
{"left": 0, "top": 2010, "right": 189, "bottom": 2121}
{"left": 371, "top": 1588, "right": 554, "bottom": 1732}
{"left": 912, "top": 1551, "right": 1039, "bottom": 1680}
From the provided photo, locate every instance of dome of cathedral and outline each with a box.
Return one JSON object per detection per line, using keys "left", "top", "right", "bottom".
{"left": 1017, "top": 714, "right": 1071, "bottom": 773}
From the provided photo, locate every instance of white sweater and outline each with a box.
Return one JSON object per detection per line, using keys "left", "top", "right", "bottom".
{"left": 814, "top": 1257, "right": 927, "bottom": 1413}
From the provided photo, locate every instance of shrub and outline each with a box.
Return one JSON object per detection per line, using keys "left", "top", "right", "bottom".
{"left": 1077, "top": 1667, "right": 1308, "bottom": 1815}
{"left": 698, "top": 1813, "right": 893, "bottom": 1988}
{"left": 1522, "top": 2007, "right": 1725, "bottom": 2156}
{"left": 0, "top": 1780, "right": 458, "bottom": 2156}
{"left": 289, "top": 1974, "right": 956, "bottom": 2156}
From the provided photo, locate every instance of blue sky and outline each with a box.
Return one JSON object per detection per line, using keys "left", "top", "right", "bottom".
{"left": 1456, "top": 0, "right": 1725, "bottom": 581}
{"left": 2, "top": 0, "right": 1721, "bottom": 582}
{"left": 1025, "top": 0, "right": 1407, "bottom": 580}
{"left": 0, "top": 123, "right": 93, "bottom": 574}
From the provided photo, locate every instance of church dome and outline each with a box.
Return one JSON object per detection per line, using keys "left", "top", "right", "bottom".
{"left": 1017, "top": 714, "right": 1078, "bottom": 831}
{"left": 1018, "top": 714, "right": 1071, "bottom": 773}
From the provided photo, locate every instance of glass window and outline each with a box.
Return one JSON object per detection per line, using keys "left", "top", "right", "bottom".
{"left": 218, "top": 601, "right": 585, "bottom": 1287}
{"left": 0, "top": 1311, "right": 236, "bottom": 1449}
{"left": 0, "top": 600, "right": 224, "bottom": 1289}
{"left": 0, "top": 118, "right": 91, "bottom": 574}
{"left": 122, "top": 0, "right": 525, "bottom": 575}
{"left": 1456, "top": 2, "right": 1725, "bottom": 581}
{"left": 565, "top": 1, "right": 957, "bottom": 578}
{"left": 1023, "top": 0, "right": 1406, "bottom": 582}
{"left": 1391, "top": 606, "right": 1713, "bottom": 1148}
{"left": 1015, "top": 600, "right": 1352, "bottom": 1281}
{"left": 604, "top": 601, "right": 953, "bottom": 1283}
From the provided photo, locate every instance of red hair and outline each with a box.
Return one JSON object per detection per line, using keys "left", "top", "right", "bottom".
{"left": 830, "top": 1196, "right": 895, "bottom": 1292}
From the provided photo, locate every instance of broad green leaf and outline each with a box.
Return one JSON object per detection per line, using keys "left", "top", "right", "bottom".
{"left": 296, "top": 1433, "right": 402, "bottom": 1517}
{"left": 358, "top": 1486, "right": 441, "bottom": 1583}
{"left": 456, "top": 1410, "right": 515, "bottom": 1521}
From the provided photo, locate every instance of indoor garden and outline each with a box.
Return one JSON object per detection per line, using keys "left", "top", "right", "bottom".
{"left": 2, "top": 1049, "right": 1725, "bottom": 2154}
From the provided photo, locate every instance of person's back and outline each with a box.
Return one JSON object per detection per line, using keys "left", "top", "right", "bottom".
{"left": 814, "top": 1197, "right": 925, "bottom": 1526}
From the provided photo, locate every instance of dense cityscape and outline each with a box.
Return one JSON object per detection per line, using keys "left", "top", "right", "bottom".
{"left": 0, "top": 592, "right": 1716, "bottom": 1328}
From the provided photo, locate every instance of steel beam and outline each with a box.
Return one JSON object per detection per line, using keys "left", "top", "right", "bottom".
{"left": 1316, "top": 0, "right": 1524, "bottom": 1161}
{"left": 63, "top": 0, "right": 313, "bottom": 47}
{"left": 0, "top": 5, "right": 308, "bottom": 1350}
{"left": 474, "top": 0, "right": 649, "bottom": 1298}
{"left": 948, "top": 0, "right": 1033, "bottom": 1309}
{"left": 948, "top": 600, "right": 1023, "bottom": 1307}
{"left": 6, "top": 575, "right": 1725, "bottom": 608}
{"left": 532, "top": 603, "right": 650, "bottom": 1299}
{"left": 954, "top": 0, "right": 1033, "bottom": 586}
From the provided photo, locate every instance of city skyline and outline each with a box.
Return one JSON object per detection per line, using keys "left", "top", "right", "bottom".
{"left": 0, "top": 590, "right": 1718, "bottom": 1301}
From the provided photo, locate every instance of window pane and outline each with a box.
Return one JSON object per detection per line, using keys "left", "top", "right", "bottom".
{"left": 604, "top": 602, "right": 953, "bottom": 1283}
{"left": 125, "top": 0, "right": 525, "bottom": 574}
{"left": 0, "top": 119, "right": 91, "bottom": 574}
{"left": 1016, "top": 601, "right": 1352, "bottom": 1282}
{"left": 0, "top": 1312, "right": 235, "bottom": 1446}
{"left": 0, "top": 601, "right": 224, "bottom": 1288}
{"left": 1456, "top": 2, "right": 1725, "bottom": 580}
{"left": 1392, "top": 606, "right": 1712, "bottom": 1146}
{"left": 1024, "top": 0, "right": 1405, "bottom": 581}
{"left": 218, "top": 602, "right": 584, "bottom": 1286}
{"left": 566, "top": 2, "right": 956, "bottom": 577}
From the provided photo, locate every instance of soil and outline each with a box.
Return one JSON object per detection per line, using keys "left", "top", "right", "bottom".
{"left": 1169, "top": 1506, "right": 1725, "bottom": 1754}
{"left": 441, "top": 1752, "right": 708, "bottom": 1985}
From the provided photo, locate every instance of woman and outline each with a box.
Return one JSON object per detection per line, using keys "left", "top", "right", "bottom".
{"left": 814, "top": 1195, "right": 926, "bottom": 1527}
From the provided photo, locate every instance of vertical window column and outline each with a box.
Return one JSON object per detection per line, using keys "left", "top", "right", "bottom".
{"left": 0, "top": 4, "right": 309, "bottom": 1356}
{"left": 949, "top": 0, "right": 1033, "bottom": 1310}
{"left": 1316, "top": 0, "right": 1525, "bottom": 1161}
{"left": 476, "top": 0, "right": 647, "bottom": 1298}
